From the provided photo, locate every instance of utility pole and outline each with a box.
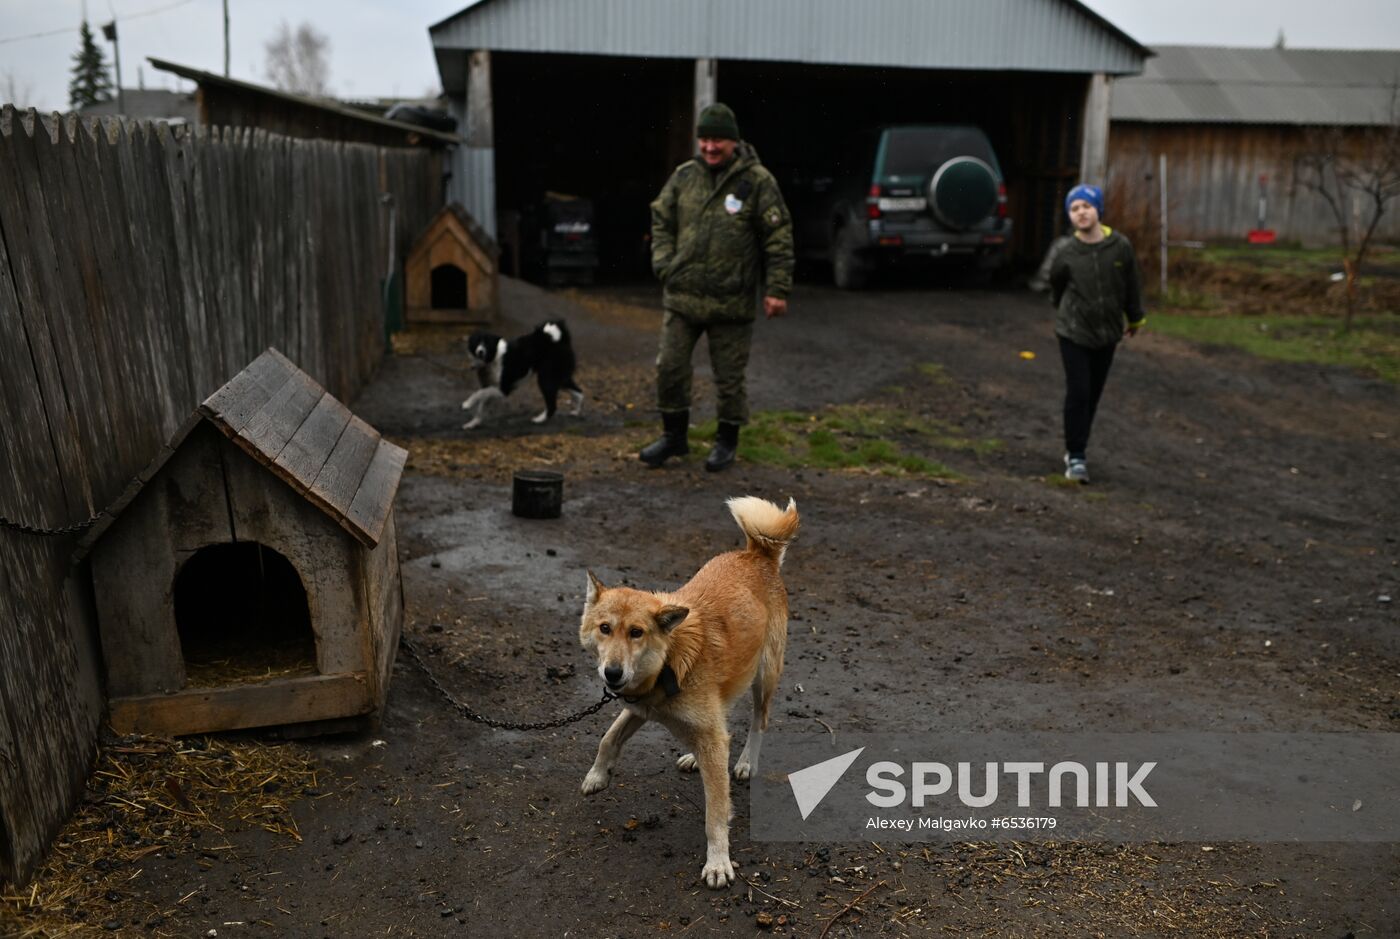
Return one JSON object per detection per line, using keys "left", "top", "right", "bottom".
{"left": 223, "top": 0, "right": 230, "bottom": 77}
{"left": 102, "top": 19, "right": 124, "bottom": 115}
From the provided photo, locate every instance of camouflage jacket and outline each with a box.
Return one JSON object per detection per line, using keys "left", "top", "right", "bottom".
{"left": 650, "top": 143, "right": 794, "bottom": 323}
{"left": 1045, "top": 227, "right": 1147, "bottom": 349}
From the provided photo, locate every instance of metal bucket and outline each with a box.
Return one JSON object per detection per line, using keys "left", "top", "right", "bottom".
{"left": 512, "top": 469, "right": 563, "bottom": 519}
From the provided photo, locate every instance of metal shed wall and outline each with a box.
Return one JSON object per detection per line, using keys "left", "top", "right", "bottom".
{"left": 432, "top": 0, "right": 1147, "bottom": 89}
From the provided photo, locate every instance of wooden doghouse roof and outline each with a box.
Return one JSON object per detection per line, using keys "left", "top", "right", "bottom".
{"left": 77, "top": 348, "right": 406, "bottom": 560}
{"left": 409, "top": 202, "right": 500, "bottom": 268}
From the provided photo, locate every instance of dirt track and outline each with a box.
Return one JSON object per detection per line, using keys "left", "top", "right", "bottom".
{"left": 40, "top": 278, "right": 1400, "bottom": 937}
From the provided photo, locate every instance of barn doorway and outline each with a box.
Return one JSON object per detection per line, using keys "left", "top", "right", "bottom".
{"left": 492, "top": 51, "right": 693, "bottom": 281}
{"left": 431, "top": 262, "right": 469, "bottom": 310}
{"left": 720, "top": 60, "right": 1086, "bottom": 266}
{"left": 173, "top": 542, "right": 316, "bottom": 688}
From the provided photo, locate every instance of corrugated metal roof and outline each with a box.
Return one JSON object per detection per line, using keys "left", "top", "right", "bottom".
{"left": 430, "top": 0, "right": 1149, "bottom": 92}
{"left": 1111, "top": 46, "right": 1400, "bottom": 125}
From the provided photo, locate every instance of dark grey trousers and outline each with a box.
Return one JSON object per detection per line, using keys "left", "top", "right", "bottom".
{"left": 655, "top": 310, "right": 754, "bottom": 424}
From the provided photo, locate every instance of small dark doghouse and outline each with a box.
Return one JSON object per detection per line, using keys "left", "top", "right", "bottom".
{"left": 405, "top": 202, "right": 499, "bottom": 323}
{"left": 79, "top": 348, "right": 407, "bottom": 737}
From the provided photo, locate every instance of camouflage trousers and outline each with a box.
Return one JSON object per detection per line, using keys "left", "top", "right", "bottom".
{"left": 655, "top": 309, "right": 754, "bottom": 425}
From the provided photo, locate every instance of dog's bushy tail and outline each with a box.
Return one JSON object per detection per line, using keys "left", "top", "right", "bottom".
{"left": 727, "top": 496, "right": 800, "bottom": 566}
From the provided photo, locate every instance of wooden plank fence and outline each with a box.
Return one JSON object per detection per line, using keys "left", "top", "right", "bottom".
{"left": 1107, "top": 122, "right": 1400, "bottom": 247}
{"left": 0, "top": 105, "right": 442, "bottom": 885}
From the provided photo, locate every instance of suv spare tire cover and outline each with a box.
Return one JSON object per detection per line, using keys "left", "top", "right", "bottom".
{"left": 927, "top": 157, "right": 998, "bottom": 230}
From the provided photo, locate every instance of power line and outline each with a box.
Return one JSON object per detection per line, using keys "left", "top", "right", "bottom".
{"left": 0, "top": 0, "right": 200, "bottom": 46}
{"left": 0, "top": 25, "right": 77, "bottom": 46}
{"left": 119, "top": 0, "right": 200, "bottom": 23}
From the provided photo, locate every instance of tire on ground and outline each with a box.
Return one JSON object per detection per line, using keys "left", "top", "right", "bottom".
{"left": 831, "top": 224, "right": 869, "bottom": 290}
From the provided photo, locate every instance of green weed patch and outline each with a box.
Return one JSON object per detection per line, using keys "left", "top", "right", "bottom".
{"left": 688, "top": 405, "right": 999, "bottom": 478}
{"left": 1152, "top": 313, "right": 1400, "bottom": 384}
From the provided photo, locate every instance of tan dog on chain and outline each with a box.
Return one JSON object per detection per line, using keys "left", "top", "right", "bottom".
{"left": 578, "top": 496, "right": 800, "bottom": 889}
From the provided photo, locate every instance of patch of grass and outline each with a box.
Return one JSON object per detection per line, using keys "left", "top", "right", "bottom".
{"left": 689, "top": 403, "right": 991, "bottom": 478}
{"left": 1040, "top": 474, "right": 1107, "bottom": 496}
{"left": 1198, "top": 242, "right": 1347, "bottom": 276}
{"left": 1152, "top": 313, "right": 1400, "bottom": 384}
{"left": 1198, "top": 242, "right": 1400, "bottom": 273}
{"left": 1159, "top": 284, "right": 1221, "bottom": 312}
{"left": 1042, "top": 473, "right": 1080, "bottom": 489}
{"left": 917, "top": 362, "right": 954, "bottom": 384}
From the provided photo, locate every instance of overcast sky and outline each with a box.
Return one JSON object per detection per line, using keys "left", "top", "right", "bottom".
{"left": 2, "top": 0, "right": 1399, "bottom": 113}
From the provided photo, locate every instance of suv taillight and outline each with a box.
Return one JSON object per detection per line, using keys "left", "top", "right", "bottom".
{"left": 866, "top": 184, "right": 882, "bottom": 219}
{"left": 996, "top": 183, "right": 1008, "bottom": 218}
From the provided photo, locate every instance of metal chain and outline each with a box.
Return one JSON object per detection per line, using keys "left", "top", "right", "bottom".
{"left": 399, "top": 633, "right": 617, "bottom": 731}
{"left": 1, "top": 474, "right": 143, "bottom": 537}
{"left": 0, "top": 510, "right": 104, "bottom": 536}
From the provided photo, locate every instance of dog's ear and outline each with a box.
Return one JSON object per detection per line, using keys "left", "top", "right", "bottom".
{"left": 654, "top": 605, "right": 689, "bottom": 632}
{"left": 585, "top": 570, "right": 606, "bottom": 608}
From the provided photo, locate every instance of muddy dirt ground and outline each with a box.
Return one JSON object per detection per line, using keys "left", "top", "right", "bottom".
{"left": 19, "top": 276, "right": 1400, "bottom": 937}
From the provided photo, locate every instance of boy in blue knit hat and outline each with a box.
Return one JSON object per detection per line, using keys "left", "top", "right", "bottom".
{"left": 1034, "top": 183, "right": 1147, "bottom": 483}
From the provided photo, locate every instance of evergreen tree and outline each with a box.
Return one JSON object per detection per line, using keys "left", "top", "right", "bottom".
{"left": 68, "top": 21, "right": 114, "bottom": 109}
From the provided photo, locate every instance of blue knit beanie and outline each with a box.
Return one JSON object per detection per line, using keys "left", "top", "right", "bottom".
{"left": 1064, "top": 184, "right": 1104, "bottom": 219}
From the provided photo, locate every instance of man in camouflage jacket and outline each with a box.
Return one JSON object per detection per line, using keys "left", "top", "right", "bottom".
{"left": 639, "top": 102, "right": 795, "bottom": 472}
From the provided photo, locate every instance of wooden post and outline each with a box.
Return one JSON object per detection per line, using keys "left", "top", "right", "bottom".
{"left": 463, "top": 50, "right": 496, "bottom": 237}
{"left": 1079, "top": 73, "right": 1110, "bottom": 184}
{"left": 1159, "top": 153, "right": 1168, "bottom": 297}
{"left": 466, "top": 50, "right": 493, "bottom": 150}
{"left": 693, "top": 58, "right": 718, "bottom": 131}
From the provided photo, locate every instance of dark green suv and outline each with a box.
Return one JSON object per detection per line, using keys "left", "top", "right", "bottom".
{"left": 790, "top": 124, "right": 1012, "bottom": 288}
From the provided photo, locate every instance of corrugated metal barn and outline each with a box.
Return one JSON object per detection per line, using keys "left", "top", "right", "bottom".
{"left": 430, "top": 0, "right": 1150, "bottom": 274}
{"left": 1108, "top": 46, "right": 1400, "bottom": 245}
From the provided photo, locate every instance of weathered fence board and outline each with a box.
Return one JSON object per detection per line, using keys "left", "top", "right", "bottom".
{"left": 0, "top": 104, "right": 442, "bottom": 885}
{"left": 1107, "top": 123, "right": 1400, "bottom": 246}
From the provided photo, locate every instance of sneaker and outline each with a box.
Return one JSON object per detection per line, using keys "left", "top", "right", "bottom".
{"left": 1064, "top": 454, "right": 1090, "bottom": 484}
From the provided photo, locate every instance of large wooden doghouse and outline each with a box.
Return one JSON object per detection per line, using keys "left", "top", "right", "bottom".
{"left": 405, "top": 202, "right": 499, "bottom": 323}
{"left": 78, "top": 348, "right": 407, "bottom": 736}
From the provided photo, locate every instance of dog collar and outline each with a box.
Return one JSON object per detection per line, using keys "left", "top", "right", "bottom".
{"left": 657, "top": 664, "right": 681, "bottom": 698}
{"left": 618, "top": 664, "right": 681, "bottom": 704}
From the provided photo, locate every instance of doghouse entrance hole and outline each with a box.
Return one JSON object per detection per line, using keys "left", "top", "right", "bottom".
{"left": 174, "top": 542, "right": 316, "bottom": 688}
{"left": 431, "top": 263, "right": 468, "bottom": 309}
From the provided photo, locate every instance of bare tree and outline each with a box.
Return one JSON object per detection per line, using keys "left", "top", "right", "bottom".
{"left": 264, "top": 21, "right": 330, "bottom": 97}
{"left": 1295, "top": 87, "right": 1400, "bottom": 330}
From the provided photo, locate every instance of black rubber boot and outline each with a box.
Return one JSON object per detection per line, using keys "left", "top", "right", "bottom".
{"left": 639, "top": 411, "right": 690, "bottom": 467}
{"left": 705, "top": 421, "right": 740, "bottom": 473}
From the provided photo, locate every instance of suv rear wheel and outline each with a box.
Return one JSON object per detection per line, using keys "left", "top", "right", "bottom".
{"left": 831, "top": 224, "right": 869, "bottom": 290}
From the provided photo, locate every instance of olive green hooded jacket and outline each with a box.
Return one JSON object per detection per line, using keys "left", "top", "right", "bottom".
{"left": 650, "top": 143, "right": 794, "bottom": 323}
{"left": 1044, "top": 227, "right": 1147, "bottom": 349}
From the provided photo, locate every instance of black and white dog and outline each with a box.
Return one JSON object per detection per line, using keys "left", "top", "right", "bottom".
{"left": 461, "top": 320, "right": 585, "bottom": 429}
